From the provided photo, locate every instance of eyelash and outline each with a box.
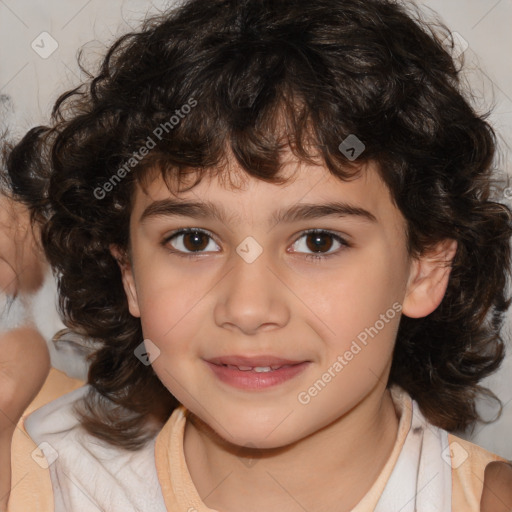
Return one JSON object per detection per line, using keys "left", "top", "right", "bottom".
{"left": 161, "top": 228, "right": 350, "bottom": 262}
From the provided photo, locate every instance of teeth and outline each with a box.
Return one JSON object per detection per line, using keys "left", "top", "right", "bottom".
{"left": 223, "top": 364, "right": 280, "bottom": 372}
{"left": 222, "top": 364, "right": 292, "bottom": 372}
{"left": 253, "top": 366, "right": 273, "bottom": 372}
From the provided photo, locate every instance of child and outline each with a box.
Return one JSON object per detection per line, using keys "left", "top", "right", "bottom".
{"left": 0, "top": 132, "right": 88, "bottom": 511}
{"left": 5, "top": 0, "right": 512, "bottom": 510}
{"left": 0, "top": 144, "right": 50, "bottom": 511}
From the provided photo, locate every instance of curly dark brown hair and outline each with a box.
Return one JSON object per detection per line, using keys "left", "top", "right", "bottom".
{"left": 9, "top": 0, "right": 512, "bottom": 449}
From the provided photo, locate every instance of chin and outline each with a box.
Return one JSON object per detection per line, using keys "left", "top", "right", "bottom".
{"left": 211, "top": 415, "right": 308, "bottom": 452}
{"left": 227, "top": 431, "right": 297, "bottom": 452}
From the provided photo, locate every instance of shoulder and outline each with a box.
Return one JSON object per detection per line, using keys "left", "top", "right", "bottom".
{"left": 8, "top": 368, "right": 85, "bottom": 512}
{"left": 8, "top": 417, "right": 54, "bottom": 512}
{"left": 480, "top": 460, "right": 512, "bottom": 512}
{"left": 447, "top": 433, "right": 508, "bottom": 511}
{"left": 22, "top": 380, "right": 166, "bottom": 512}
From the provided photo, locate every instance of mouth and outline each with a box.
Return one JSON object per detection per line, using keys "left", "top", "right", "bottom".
{"left": 204, "top": 355, "right": 311, "bottom": 390}
{"left": 221, "top": 364, "right": 293, "bottom": 372}
{"left": 207, "top": 355, "right": 306, "bottom": 370}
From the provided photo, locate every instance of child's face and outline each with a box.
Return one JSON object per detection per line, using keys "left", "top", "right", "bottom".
{"left": 117, "top": 152, "right": 444, "bottom": 448}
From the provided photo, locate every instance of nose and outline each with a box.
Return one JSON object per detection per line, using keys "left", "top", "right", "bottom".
{"left": 213, "top": 244, "right": 290, "bottom": 335}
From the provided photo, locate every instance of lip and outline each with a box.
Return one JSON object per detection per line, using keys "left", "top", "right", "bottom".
{"left": 204, "top": 355, "right": 311, "bottom": 390}
{"left": 207, "top": 355, "right": 305, "bottom": 367}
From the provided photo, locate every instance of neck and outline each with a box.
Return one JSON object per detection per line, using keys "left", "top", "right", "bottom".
{"left": 183, "top": 383, "right": 399, "bottom": 512}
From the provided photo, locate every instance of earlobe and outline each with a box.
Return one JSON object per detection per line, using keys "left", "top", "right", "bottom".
{"left": 109, "top": 244, "right": 141, "bottom": 318}
{"left": 402, "top": 239, "right": 457, "bottom": 319}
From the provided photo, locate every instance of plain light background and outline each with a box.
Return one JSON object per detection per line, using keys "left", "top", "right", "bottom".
{"left": 1, "top": 0, "right": 511, "bottom": 457}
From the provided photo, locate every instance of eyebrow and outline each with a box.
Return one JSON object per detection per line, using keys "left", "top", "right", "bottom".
{"left": 139, "top": 199, "right": 377, "bottom": 226}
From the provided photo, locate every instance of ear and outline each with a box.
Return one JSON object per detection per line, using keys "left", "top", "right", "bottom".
{"left": 110, "top": 244, "right": 141, "bottom": 318}
{"left": 402, "top": 239, "right": 457, "bottom": 319}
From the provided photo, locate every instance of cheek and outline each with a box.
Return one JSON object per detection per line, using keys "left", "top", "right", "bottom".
{"left": 303, "top": 242, "right": 407, "bottom": 345}
{"left": 138, "top": 285, "right": 199, "bottom": 401}
{"left": 135, "top": 256, "right": 187, "bottom": 334}
{"left": 135, "top": 266, "right": 206, "bottom": 366}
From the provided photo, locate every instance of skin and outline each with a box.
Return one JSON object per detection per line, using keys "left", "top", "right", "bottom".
{"left": 0, "top": 328, "right": 50, "bottom": 512}
{"left": 0, "top": 195, "right": 46, "bottom": 296}
{"left": 113, "top": 152, "right": 458, "bottom": 512}
{"left": 0, "top": 196, "right": 50, "bottom": 512}
{"left": 480, "top": 461, "right": 512, "bottom": 512}
{"left": 0, "top": 153, "right": 508, "bottom": 511}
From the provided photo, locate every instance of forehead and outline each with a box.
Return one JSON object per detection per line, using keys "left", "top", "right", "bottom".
{"left": 132, "top": 155, "right": 405, "bottom": 233}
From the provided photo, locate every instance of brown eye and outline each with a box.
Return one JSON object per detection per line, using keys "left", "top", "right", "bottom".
{"left": 164, "top": 228, "right": 219, "bottom": 255}
{"left": 290, "top": 229, "right": 349, "bottom": 261}
{"left": 305, "top": 232, "right": 334, "bottom": 253}
{"left": 182, "top": 231, "right": 209, "bottom": 251}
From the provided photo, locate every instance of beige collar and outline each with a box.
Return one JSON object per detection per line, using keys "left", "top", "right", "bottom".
{"left": 155, "top": 386, "right": 417, "bottom": 512}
